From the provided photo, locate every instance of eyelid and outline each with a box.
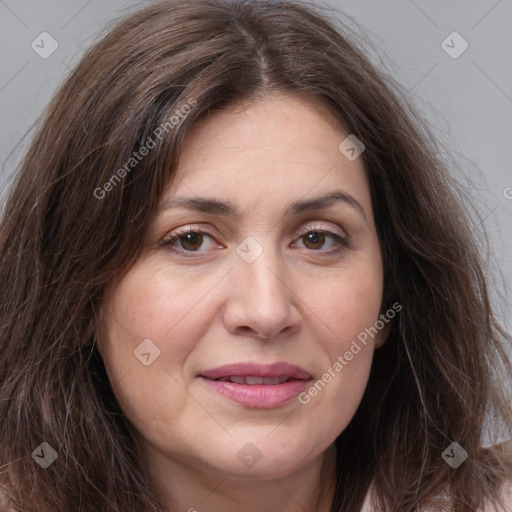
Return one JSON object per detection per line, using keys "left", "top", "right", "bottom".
{"left": 163, "top": 222, "right": 346, "bottom": 241}
{"left": 166, "top": 224, "right": 214, "bottom": 238}
{"left": 293, "top": 222, "right": 347, "bottom": 239}
{"left": 163, "top": 223, "right": 222, "bottom": 241}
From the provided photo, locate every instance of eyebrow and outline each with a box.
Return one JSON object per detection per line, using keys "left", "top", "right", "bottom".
{"left": 158, "top": 190, "right": 367, "bottom": 222}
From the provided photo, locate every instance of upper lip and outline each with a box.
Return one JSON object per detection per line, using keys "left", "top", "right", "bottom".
{"left": 200, "top": 362, "right": 312, "bottom": 380}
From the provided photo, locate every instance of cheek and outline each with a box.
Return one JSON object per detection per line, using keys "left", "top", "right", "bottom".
{"left": 99, "top": 262, "right": 222, "bottom": 363}
{"left": 96, "top": 264, "right": 219, "bottom": 433}
{"left": 307, "top": 262, "right": 384, "bottom": 353}
{"left": 296, "top": 259, "right": 383, "bottom": 428}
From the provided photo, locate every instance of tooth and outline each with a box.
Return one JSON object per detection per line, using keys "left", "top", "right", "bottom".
{"left": 278, "top": 377, "right": 288, "bottom": 384}
{"left": 263, "top": 377, "right": 282, "bottom": 385}
{"left": 230, "top": 376, "right": 245, "bottom": 384}
{"left": 245, "top": 376, "right": 264, "bottom": 385}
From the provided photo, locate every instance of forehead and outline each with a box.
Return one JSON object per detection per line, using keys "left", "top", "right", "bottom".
{"left": 168, "top": 93, "right": 371, "bottom": 216}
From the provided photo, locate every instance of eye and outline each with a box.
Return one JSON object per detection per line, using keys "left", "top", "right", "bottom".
{"left": 161, "top": 225, "right": 349, "bottom": 257}
{"left": 162, "top": 227, "right": 221, "bottom": 254}
{"left": 293, "top": 227, "right": 349, "bottom": 254}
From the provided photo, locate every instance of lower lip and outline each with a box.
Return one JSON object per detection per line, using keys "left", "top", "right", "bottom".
{"left": 200, "top": 377, "right": 311, "bottom": 408}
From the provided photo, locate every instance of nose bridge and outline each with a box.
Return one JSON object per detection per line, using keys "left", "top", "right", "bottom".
{"left": 236, "top": 238, "right": 287, "bottom": 309}
{"left": 224, "top": 236, "right": 298, "bottom": 339}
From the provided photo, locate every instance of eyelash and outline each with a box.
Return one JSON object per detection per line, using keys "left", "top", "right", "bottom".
{"left": 161, "top": 224, "right": 349, "bottom": 258}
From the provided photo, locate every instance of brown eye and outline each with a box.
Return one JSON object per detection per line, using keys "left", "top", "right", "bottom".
{"left": 179, "top": 232, "right": 204, "bottom": 251}
{"left": 293, "top": 229, "right": 349, "bottom": 254}
{"left": 302, "top": 232, "right": 326, "bottom": 250}
{"left": 162, "top": 229, "right": 219, "bottom": 254}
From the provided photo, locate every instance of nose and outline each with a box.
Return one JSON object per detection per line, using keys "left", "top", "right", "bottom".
{"left": 222, "top": 245, "right": 301, "bottom": 340}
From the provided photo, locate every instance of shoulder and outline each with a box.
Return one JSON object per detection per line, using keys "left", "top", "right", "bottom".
{"left": 478, "top": 479, "right": 512, "bottom": 512}
{"left": 494, "top": 479, "right": 512, "bottom": 511}
{"left": 360, "top": 478, "right": 512, "bottom": 512}
{"left": 484, "top": 439, "right": 512, "bottom": 511}
{"left": 360, "top": 482, "right": 375, "bottom": 512}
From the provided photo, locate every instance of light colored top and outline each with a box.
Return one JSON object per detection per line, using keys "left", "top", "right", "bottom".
{"left": 360, "top": 480, "right": 512, "bottom": 512}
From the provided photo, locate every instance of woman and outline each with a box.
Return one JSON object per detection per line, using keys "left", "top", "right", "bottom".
{"left": 0, "top": 1, "right": 511, "bottom": 510}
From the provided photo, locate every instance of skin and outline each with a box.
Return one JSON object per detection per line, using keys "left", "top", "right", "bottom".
{"left": 97, "top": 92, "right": 390, "bottom": 512}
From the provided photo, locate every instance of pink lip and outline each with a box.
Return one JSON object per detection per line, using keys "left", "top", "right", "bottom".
{"left": 199, "top": 362, "right": 312, "bottom": 408}
{"left": 200, "top": 362, "right": 311, "bottom": 380}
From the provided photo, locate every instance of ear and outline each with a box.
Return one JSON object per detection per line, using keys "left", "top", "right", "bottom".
{"left": 374, "top": 297, "right": 401, "bottom": 349}
{"left": 374, "top": 321, "right": 391, "bottom": 349}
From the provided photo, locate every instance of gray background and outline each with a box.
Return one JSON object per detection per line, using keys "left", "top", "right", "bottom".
{"left": 0, "top": 3, "right": 511, "bottom": 342}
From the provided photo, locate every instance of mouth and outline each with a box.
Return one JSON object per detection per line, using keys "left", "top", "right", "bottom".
{"left": 213, "top": 375, "right": 292, "bottom": 385}
{"left": 199, "top": 362, "right": 312, "bottom": 408}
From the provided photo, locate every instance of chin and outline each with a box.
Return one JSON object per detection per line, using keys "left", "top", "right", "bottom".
{"left": 211, "top": 439, "right": 316, "bottom": 479}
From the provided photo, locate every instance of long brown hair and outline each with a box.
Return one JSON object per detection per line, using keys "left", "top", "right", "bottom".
{"left": 1, "top": 1, "right": 511, "bottom": 511}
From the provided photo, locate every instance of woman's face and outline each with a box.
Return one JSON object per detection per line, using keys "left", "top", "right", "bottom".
{"left": 98, "top": 93, "right": 387, "bottom": 480}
